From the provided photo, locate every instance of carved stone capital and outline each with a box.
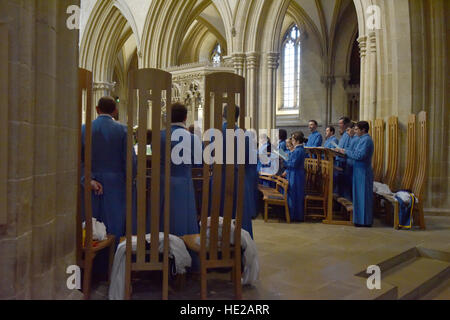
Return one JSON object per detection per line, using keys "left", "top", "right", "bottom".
{"left": 357, "top": 36, "right": 367, "bottom": 57}
{"left": 93, "top": 81, "right": 116, "bottom": 92}
{"left": 368, "top": 32, "right": 377, "bottom": 53}
{"left": 266, "top": 52, "right": 280, "bottom": 69}
{"left": 246, "top": 52, "right": 259, "bottom": 69}
{"left": 321, "top": 75, "right": 335, "bottom": 86}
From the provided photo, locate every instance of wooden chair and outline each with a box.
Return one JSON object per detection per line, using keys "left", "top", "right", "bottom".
{"left": 76, "top": 68, "right": 116, "bottom": 300}
{"left": 373, "top": 118, "right": 385, "bottom": 182}
{"left": 258, "top": 175, "right": 290, "bottom": 223}
{"left": 410, "top": 111, "right": 427, "bottom": 229}
{"left": 304, "top": 160, "right": 330, "bottom": 221}
{"left": 380, "top": 113, "right": 426, "bottom": 229}
{"left": 182, "top": 72, "right": 245, "bottom": 300}
{"left": 123, "top": 68, "right": 172, "bottom": 300}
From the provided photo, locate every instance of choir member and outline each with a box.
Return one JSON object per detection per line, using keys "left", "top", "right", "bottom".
{"left": 282, "top": 131, "right": 306, "bottom": 222}
{"left": 342, "top": 123, "right": 359, "bottom": 201}
{"left": 159, "top": 103, "right": 199, "bottom": 236}
{"left": 81, "top": 96, "right": 137, "bottom": 246}
{"left": 324, "top": 126, "right": 339, "bottom": 149}
{"left": 337, "top": 121, "right": 374, "bottom": 227}
{"left": 335, "top": 117, "right": 352, "bottom": 195}
{"left": 278, "top": 129, "right": 289, "bottom": 153}
{"left": 305, "top": 120, "right": 323, "bottom": 147}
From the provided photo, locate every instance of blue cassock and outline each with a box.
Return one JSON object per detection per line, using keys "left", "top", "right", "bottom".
{"left": 306, "top": 131, "right": 323, "bottom": 147}
{"left": 159, "top": 125, "right": 199, "bottom": 236}
{"left": 324, "top": 136, "right": 339, "bottom": 149}
{"left": 345, "top": 134, "right": 374, "bottom": 226}
{"left": 284, "top": 145, "right": 306, "bottom": 221}
{"left": 279, "top": 140, "right": 289, "bottom": 153}
{"left": 81, "top": 115, "right": 137, "bottom": 246}
{"left": 343, "top": 136, "right": 360, "bottom": 201}
{"left": 334, "top": 132, "right": 351, "bottom": 195}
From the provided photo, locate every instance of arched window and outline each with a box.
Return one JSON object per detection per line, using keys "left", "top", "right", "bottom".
{"left": 282, "top": 25, "right": 301, "bottom": 110}
{"left": 211, "top": 43, "right": 222, "bottom": 65}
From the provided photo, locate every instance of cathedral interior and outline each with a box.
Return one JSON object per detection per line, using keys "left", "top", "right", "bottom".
{"left": 0, "top": 0, "right": 449, "bottom": 300}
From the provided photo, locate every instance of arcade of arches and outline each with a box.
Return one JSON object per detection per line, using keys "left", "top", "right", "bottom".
{"left": 0, "top": 0, "right": 448, "bottom": 299}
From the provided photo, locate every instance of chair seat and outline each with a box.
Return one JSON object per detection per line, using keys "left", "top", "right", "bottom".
{"left": 83, "top": 234, "right": 115, "bottom": 252}
{"left": 337, "top": 197, "right": 353, "bottom": 211}
{"left": 182, "top": 234, "right": 236, "bottom": 254}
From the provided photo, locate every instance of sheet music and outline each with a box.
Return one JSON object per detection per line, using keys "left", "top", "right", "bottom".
{"left": 273, "top": 149, "right": 288, "bottom": 161}
{"left": 331, "top": 141, "right": 339, "bottom": 148}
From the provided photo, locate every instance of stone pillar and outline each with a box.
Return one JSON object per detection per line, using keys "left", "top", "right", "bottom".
{"left": 358, "top": 36, "right": 367, "bottom": 120}
{"left": 232, "top": 53, "right": 246, "bottom": 77}
{"left": 321, "top": 75, "right": 335, "bottom": 125}
{"left": 245, "top": 52, "right": 259, "bottom": 130}
{"left": 367, "top": 32, "right": 377, "bottom": 121}
{"left": 265, "top": 52, "right": 279, "bottom": 132}
{"left": 0, "top": 0, "right": 81, "bottom": 299}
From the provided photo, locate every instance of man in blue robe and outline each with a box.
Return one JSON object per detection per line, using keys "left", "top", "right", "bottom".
{"left": 324, "top": 126, "right": 339, "bottom": 149}
{"left": 343, "top": 123, "right": 360, "bottom": 201}
{"left": 218, "top": 105, "right": 254, "bottom": 238}
{"left": 160, "top": 103, "right": 200, "bottom": 237}
{"left": 334, "top": 117, "right": 352, "bottom": 195}
{"left": 337, "top": 121, "right": 374, "bottom": 227}
{"left": 81, "top": 96, "right": 137, "bottom": 246}
{"left": 305, "top": 120, "right": 323, "bottom": 147}
{"left": 282, "top": 131, "right": 306, "bottom": 222}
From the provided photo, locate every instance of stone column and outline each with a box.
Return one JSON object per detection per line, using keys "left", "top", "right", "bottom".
{"left": 232, "top": 53, "right": 246, "bottom": 77}
{"left": 321, "top": 75, "right": 335, "bottom": 125}
{"left": 245, "top": 52, "right": 259, "bottom": 130}
{"left": 0, "top": 0, "right": 82, "bottom": 299}
{"left": 265, "top": 52, "right": 280, "bottom": 132}
{"left": 358, "top": 36, "right": 367, "bottom": 120}
{"left": 367, "top": 32, "right": 377, "bottom": 121}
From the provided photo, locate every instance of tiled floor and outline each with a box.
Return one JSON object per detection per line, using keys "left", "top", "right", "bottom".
{"left": 90, "top": 215, "right": 450, "bottom": 300}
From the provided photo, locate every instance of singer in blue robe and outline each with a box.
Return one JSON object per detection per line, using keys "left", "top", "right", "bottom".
{"left": 283, "top": 131, "right": 306, "bottom": 221}
{"left": 306, "top": 120, "right": 323, "bottom": 147}
{"left": 324, "top": 134, "right": 339, "bottom": 149}
{"left": 343, "top": 134, "right": 360, "bottom": 201}
{"left": 159, "top": 104, "right": 199, "bottom": 236}
{"left": 81, "top": 97, "right": 137, "bottom": 247}
{"left": 335, "top": 131, "right": 351, "bottom": 195}
{"left": 340, "top": 122, "right": 374, "bottom": 227}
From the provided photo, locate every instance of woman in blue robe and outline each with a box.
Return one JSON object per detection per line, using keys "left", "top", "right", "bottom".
{"left": 282, "top": 131, "right": 306, "bottom": 222}
{"left": 338, "top": 121, "right": 374, "bottom": 227}
{"left": 159, "top": 103, "right": 199, "bottom": 236}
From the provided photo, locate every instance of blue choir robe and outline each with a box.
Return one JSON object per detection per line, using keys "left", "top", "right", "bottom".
{"left": 284, "top": 145, "right": 306, "bottom": 221}
{"left": 343, "top": 136, "right": 360, "bottom": 201}
{"left": 279, "top": 140, "right": 289, "bottom": 153}
{"left": 306, "top": 131, "right": 323, "bottom": 147}
{"left": 345, "top": 134, "right": 374, "bottom": 226}
{"left": 334, "top": 132, "right": 351, "bottom": 195}
{"left": 81, "top": 115, "right": 137, "bottom": 247}
{"left": 324, "top": 135, "right": 339, "bottom": 149}
{"left": 159, "top": 125, "right": 199, "bottom": 236}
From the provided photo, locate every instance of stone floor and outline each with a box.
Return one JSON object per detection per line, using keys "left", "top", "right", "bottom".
{"left": 90, "top": 215, "right": 450, "bottom": 300}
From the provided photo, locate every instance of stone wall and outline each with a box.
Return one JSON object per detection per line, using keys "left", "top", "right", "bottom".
{"left": 0, "top": 0, "right": 81, "bottom": 299}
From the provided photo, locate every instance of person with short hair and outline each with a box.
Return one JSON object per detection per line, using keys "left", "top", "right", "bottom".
{"left": 305, "top": 120, "right": 323, "bottom": 147}
{"left": 282, "top": 131, "right": 307, "bottom": 222}
{"left": 337, "top": 121, "right": 374, "bottom": 227}
{"left": 324, "top": 125, "right": 339, "bottom": 149}
{"left": 335, "top": 116, "right": 352, "bottom": 195}
{"left": 159, "top": 103, "right": 200, "bottom": 236}
{"left": 81, "top": 96, "right": 137, "bottom": 247}
{"left": 342, "top": 122, "right": 359, "bottom": 201}
{"left": 278, "top": 129, "right": 289, "bottom": 153}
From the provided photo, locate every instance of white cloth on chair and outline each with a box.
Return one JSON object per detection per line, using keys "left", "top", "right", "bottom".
{"left": 196, "top": 217, "right": 260, "bottom": 286}
{"left": 108, "top": 233, "right": 192, "bottom": 300}
{"left": 373, "top": 182, "right": 393, "bottom": 196}
{"left": 82, "top": 218, "right": 107, "bottom": 241}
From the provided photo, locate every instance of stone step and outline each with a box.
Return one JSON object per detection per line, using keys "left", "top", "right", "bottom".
{"left": 381, "top": 257, "right": 450, "bottom": 300}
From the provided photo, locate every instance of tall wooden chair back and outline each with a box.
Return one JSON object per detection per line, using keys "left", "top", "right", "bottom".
{"left": 77, "top": 68, "right": 116, "bottom": 299}
{"left": 125, "top": 68, "right": 172, "bottom": 299}
{"left": 412, "top": 111, "right": 427, "bottom": 229}
{"left": 400, "top": 114, "right": 417, "bottom": 190}
{"left": 196, "top": 72, "right": 246, "bottom": 299}
{"left": 384, "top": 116, "right": 399, "bottom": 189}
{"left": 373, "top": 119, "right": 385, "bottom": 182}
